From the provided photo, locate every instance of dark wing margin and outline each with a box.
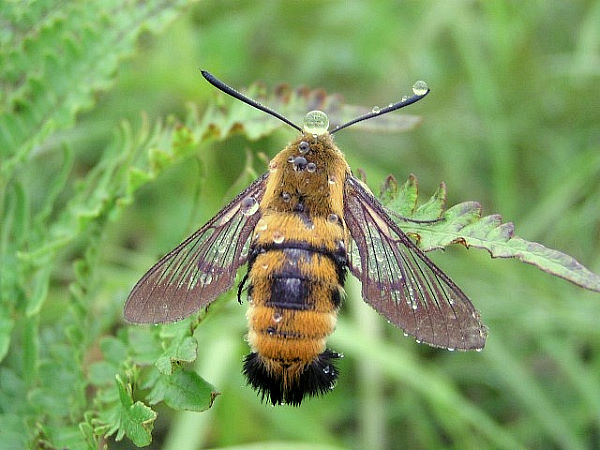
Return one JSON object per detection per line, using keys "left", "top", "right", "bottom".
{"left": 344, "top": 176, "right": 487, "bottom": 350}
{"left": 124, "top": 173, "right": 269, "bottom": 324}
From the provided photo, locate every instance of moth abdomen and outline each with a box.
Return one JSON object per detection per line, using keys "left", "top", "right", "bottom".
{"left": 244, "top": 221, "right": 347, "bottom": 405}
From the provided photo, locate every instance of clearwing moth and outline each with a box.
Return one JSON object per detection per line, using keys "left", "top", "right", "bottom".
{"left": 124, "top": 71, "right": 487, "bottom": 406}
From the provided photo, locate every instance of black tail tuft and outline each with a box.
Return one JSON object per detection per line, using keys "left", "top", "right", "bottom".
{"left": 242, "top": 349, "right": 341, "bottom": 406}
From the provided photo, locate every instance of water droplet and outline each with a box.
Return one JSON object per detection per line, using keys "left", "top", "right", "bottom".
{"left": 273, "top": 231, "right": 285, "bottom": 244}
{"left": 287, "top": 156, "right": 294, "bottom": 163}
{"left": 298, "top": 141, "right": 310, "bottom": 154}
{"left": 241, "top": 197, "right": 259, "bottom": 216}
{"left": 241, "top": 246, "right": 249, "bottom": 257}
{"left": 293, "top": 156, "right": 307, "bottom": 170}
{"left": 388, "top": 103, "right": 394, "bottom": 108}
{"left": 269, "top": 160, "right": 278, "bottom": 172}
{"left": 337, "top": 240, "right": 345, "bottom": 250}
{"left": 306, "top": 162, "right": 316, "bottom": 172}
{"left": 273, "top": 312, "right": 283, "bottom": 323}
{"left": 261, "top": 263, "right": 269, "bottom": 270}
{"left": 281, "top": 192, "right": 291, "bottom": 202}
{"left": 403, "top": 332, "right": 409, "bottom": 337}
{"left": 323, "top": 365, "right": 330, "bottom": 374}
{"left": 401, "top": 95, "right": 408, "bottom": 102}
{"left": 371, "top": 106, "right": 381, "bottom": 114}
{"left": 448, "top": 348, "right": 455, "bottom": 352}
{"left": 412, "top": 80, "right": 429, "bottom": 96}
{"left": 476, "top": 348, "right": 483, "bottom": 352}
{"left": 303, "top": 110, "right": 329, "bottom": 135}
{"left": 411, "top": 303, "right": 418, "bottom": 310}
{"left": 415, "top": 339, "right": 421, "bottom": 344}
{"left": 266, "top": 327, "right": 275, "bottom": 336}
{"left": 257, "top": 220, "right": 268, "bottom": 232}
{"left": 328, "top": 175, "right": 337, "bottom": 185}
{"left": 327, "top": 213, "right": 338, "bottom": 223}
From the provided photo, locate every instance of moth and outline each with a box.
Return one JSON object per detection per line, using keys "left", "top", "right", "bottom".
{"left": 124, "top": 71, "right": 487, "bottom": 406}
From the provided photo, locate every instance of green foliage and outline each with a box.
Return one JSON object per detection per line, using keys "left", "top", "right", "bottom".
{"left": 1, "top": 1, "right": 599, "bottom": 449}
{"left": 380, "top": 174, "right": 600, "bottom": 293}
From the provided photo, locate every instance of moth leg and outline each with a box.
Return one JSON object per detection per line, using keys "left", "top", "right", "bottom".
{"left": 237, "top": 272, "right": 249, "bottom": 304}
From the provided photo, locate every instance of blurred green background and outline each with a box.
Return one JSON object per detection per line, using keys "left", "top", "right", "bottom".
{"left": 2, "top": 1, "right": 600, "bottom": 449}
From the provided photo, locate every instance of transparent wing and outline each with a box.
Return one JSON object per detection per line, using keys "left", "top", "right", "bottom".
{"left": 124, "top": 173, "right": 268, "bottom": 324}
{"left": 344, "top": 176, "right": 487, "bottom": 350}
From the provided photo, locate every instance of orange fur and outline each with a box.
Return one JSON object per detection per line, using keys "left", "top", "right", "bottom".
{"left": 246, "top": 133, "right": 351, "bottom": 383}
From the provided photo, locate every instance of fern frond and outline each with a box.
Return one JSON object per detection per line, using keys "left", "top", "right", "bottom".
{"left": 379, "top": 174, "right": 600, "bottom": 293}
{"left": 0, "top": 0, "right": 194, "bottom": 177}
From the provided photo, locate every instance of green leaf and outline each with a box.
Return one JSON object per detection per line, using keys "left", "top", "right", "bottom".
{"left": 145, "top": 366, "right": 219, "bottom": 412}
{"left": 0, "top": 0, "right": 193, "bottom": 177}
{"left": 380, "top": 174, "right": 418, "bottom": 217}
{"left": 98, "top": 375, "right": 157, "bottom": 448}
{"left": 0, "top": 414, "right": 29, "bottom": 450}
{"left": 25, "top": 265, "right": 51, "bottom": 316}
{"left": 127, "top": 328, "right": 163, "bottom": 365}
{"left": 0, "top": 316, "right": 15, "bottom": 362}
{"left": 100, "top": 336, "right": 129, "bottom": 367}
{"left": 382, "top": 175, "right": 600, "bottom": 293}
{"left": 155, "top": 324, "right": 198, "bottom": 375}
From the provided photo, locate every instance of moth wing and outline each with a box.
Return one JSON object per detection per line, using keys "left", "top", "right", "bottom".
{"left": 124, "top": 173, "right": 268, "bottom": 324}
{"left": 343, "top": 176, "right": 487, "bottom": 350}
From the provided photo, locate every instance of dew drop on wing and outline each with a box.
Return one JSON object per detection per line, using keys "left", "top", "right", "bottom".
{"left": 306, "top": 162, "right": 316, "bottom": 172}
{"left": 327, "top": 213, "right": 338, "bottom": 223}
{"left": 241, "top": 197, "right": 259, "bottom": 216}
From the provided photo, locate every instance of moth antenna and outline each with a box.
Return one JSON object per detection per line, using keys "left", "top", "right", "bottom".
{"left": 201, "top": 70, "right": 303, "bottom": 133}
{"left": 330, "top": 85, "right": 430, "bottom": 135}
